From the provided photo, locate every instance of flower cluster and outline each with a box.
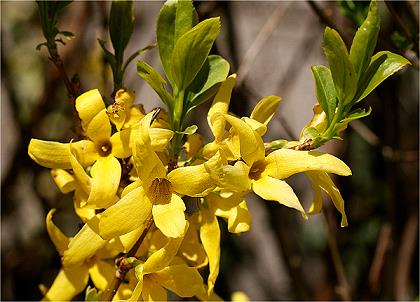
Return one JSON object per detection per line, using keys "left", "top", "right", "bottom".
{"left": 29, "top": 75, "right": 350, "bottom": 301}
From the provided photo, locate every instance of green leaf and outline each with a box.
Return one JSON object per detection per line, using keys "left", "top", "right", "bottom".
{"left": 311, "top": 65, "right": 337, "bottom": 123}
{"left": 59, "top": 30, "right": 75, "bottom": 40}
{"left": 323, "top": 27, "right": 357, "bottom": 106}
{"left": 98, "top": 39, "right": 116, "bottom": 71}
{"left": 174, "top": 0, "right": 198, "bottom": 41}
{"left": 175, "top": 124, "right": 198, "bottom": 135}
{"left": 171, "top": 17, "right": 221, "bottom": 90}
{"left": 85, "top": 286, "right": 101, "bottom": 301}
{"left": 109, "top": 0, "right": 135, "bottom": 59}
{"left": 137, "top": 60, "right": 174, "bottom": 109}
{"left": 356, "top": 51, "right": 410, "bottom": 102}
{"left": 122, "top": 43, "right": 156, "bottom": 74}
{"left": 340, "top": 107, "right": 372, "bottom": 124}
{"left": 186, "top": 55, "right": 230, "bottom": 113}
{"left": 157, "top": 0, "right": 198, "bottom": 86}
{"left": 349, "top": 0, "right": 380, "bottom": 82}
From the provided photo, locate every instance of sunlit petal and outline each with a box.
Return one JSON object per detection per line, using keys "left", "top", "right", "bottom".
{"left": 86, "top": 109, "right": 112, "bottom": 144}
{"left": 75, "top": 89, "right": 106, "bottom": 131}
{"left": 143, "top": 222, "right": 188, "bottom": 274}
{"left": 265, "top": 149, "right": 352, "bottom": 179}
{"left": 89, "top": 260, "right": 115, "bottom": 290}
{"left": 142, "top": 278, "right": 167, "bottom": 302}
{"left": 250, "top": 95, "right": 281, "bottom": 126}
{"left": 51, "top": 169, "right": 76, "bottom": 194}
{"left": 86, "top": 156, "right": 121, "bottom": 209}
{"left": 208, "top": 75, "right": 236, "bottom": 139}
{"left": 41, "top": 266, "right": 89, "bottom": 301}
{"left": 199, "top": 207, "right": 220, "bottom": 294}
{"left": 153, "top": 194, "right": 186, "bottom": 238}
{"left": 154, "top": 263, "right": 205, "bottom": 297}
{"left": 46, "top": 209, "right": 70, "bottom": 256}
{"left": 62, "top": 219, "right": 107, "bottom": 267}
{"left": 149, "top": 128, "right": 174, "bottom": 151}
{"left": 252, "top": 176, "right": 307, "bottom": 217}
{"left": 99, "top": 187, "right": 152, "bottom": 240}
{"left": 28, "top": 139, "right": 97, "bottom": 169}
{"left": 110, "top": 129, "right": 132, "bottom": 158}
{"left": 223, "top": 114, "right": 265, "bottom": 166}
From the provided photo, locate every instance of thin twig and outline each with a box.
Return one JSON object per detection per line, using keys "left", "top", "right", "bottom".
{"left": 101, "top": 216, "right": 154, "bottom": 301}
{"left": 236, "top": 3, "right": 289, "bottom": 87}
{"left": 368, "top": 223, "right": 392, "bottom": 296}
{"left": 324, "top": 209, "right": 351, "bottom": 301}
{"left": 394, "top": 214, "right": 419, "bottom": 300}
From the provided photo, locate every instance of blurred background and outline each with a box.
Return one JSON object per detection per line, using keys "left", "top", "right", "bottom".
{"left": 1, "top": 1, "right": 418, "bottom": 300}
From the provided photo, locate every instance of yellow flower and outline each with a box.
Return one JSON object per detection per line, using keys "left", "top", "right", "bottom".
{"left": 42, "top": 209, "right": 140, "bottom": 301}
{"left": 306, "top": 171, "right": 348, "bottom": 226}
{"left": 213, "top": 113, "right": 351, "bottom": 217}
{"left": 127, "top": 223, "right": 206, "bottom": 301}
{"left": 97, "top": 111, "right": 224, "bottom": 239}
{"left": 107, "top": 89, "right": 145, "bottom": 131}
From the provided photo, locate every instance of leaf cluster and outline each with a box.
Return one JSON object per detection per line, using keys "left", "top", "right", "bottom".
{"left": 36, "top": 1, "right": 74, "bottom": 56}
{"left": 304, "top": 0, "right": 410, "bottom": 148}
{"left": 137, "top": 0, "right": 229, "bottom": 133}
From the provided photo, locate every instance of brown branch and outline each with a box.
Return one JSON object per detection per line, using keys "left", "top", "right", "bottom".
{"left": 101, "top": 216, "right": 154, "bottom": 301}
{"left": 324, "top": 209, "right": 351, "bottom": 301}
{"left": 368, "top": 223, "right": 392, "bottom": 296}
{"left": 394, "top": 214, "right": 419, "bottom": 300}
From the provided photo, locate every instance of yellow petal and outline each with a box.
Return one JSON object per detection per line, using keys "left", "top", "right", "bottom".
{"left": 149, "top": 128, "right": 174, "bottom": 152}
{"left": 185, "top": 133, "right": 204, "bottom": 160}
{"left": 124, "top": 105, "right": 146, "bottom": 129}
{"left": 127, "top": 277, "right": 144, "bottom": 302}
{"left": 74, "top": 196, "right": 96, "bottom": 223}
{"left": 62, "top": 219, "right": 107, "bottom": 267}
{"left": 110, "top": 129, "right": 132, "bottom": 158}
{"left": 179, "top": 222, "right": 208, "bottom": 267}
{"left": 46, "top": 209, "right": 70, "bottom": 256}
{"left": 28, "top": 139, "right": 97, "bottom": 169}
{"left": 107, "top": 103, "right": 126, "bottom": 131}
{"left": 307, "top": 171, "right": 348, "bottom": 227}
{"left": 86, "top": 109, "right": 111, "bottom": 144}
{"left": 142, "top": 278, "right": 167, "bottom": 302}
{"left": 226, "top": 200, "right": 252, "bottom": 234}
{"left": 265, "top": 149, "right": 352, "bottom": 179}
{"left": 153, "top": 194, "right": 186, "bottom": 238}
{"left": 88, "top": 259, "right": 115, "bottom": 290}
{"left": 223, "top": 114, "right": 265, "bottom": 166}
{"left": 252, "top": 176, "right": 307, "bottom": 217}
{"left": 168, "top": 165, "right": 215, "bottom": 197}
{"left": 305, "top": 172, "right": 323, "bottom": 215}
{"left": 86, "top": 156, "right": 121, "bottom": 209}
{"left": 250, "top": 95, "right": 281, "bottom": 126}
{"left": 51, "top": 169, "right": 76, "bottom": 194}
{"left": 69, "top": 143, "right": 92, "bottom": 195}
{"left": 143, "top": 222, "right": 188, "bottom": 274}
{"left": 195, "top": 286, "right": 223, "bottom": 302}
{"left": 99, "top": 187, "right": 152, "bottom": 240}
{"left": 119, "top": 226, "right": 147, "bottom": 253}
{"left": 41, "top": 266, "right": 89, "bottom": 301}
{"left": 208, "top": 74, "right": 236, "bottom": 139}
{"left": 242, "top": 117, "right": 268, "bottom": 136}
{"left": 218, "top": 161, "right": 251, "bottom": 193}
{"left": 199, "top": 207, "right": 220, "bottom": 294}
{"left": 75, "top": 89, "right": 106, "bottom": 131}
{"left": 154, "top": 264, "right": 205, "bottom": 298}
{"left": 232, "top": 291, "right": 250, "bottom": 302}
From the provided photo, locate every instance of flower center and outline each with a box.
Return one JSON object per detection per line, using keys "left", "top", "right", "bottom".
{"left": 97, "top": 140, "right": 112, "bottom": 157}
{"left": 248, "top": 160, "right": 267, "bottom": 180}
{"left": 149, "top": 178, "right": 172, "bottom": 204}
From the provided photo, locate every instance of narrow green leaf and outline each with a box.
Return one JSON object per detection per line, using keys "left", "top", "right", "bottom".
{"left": 323, "top": 27, "right": 357, "bottom": 105}
{"left": 349, "top": 0, "right": 380, "bottom": 82}
{"left": 175, "top": 124, "right": 198, "bottom": 135}
{"left": 98, "top": 39, "right": 116, "bottom": 71}
{"left": 186, "top": 55, "right": 229, "bottom": 113}
{"left": 311, "top": 65, "right": 337, "bottom": 123}
{"left": 137, "top": 60, "right": 174, "bottom": 109}
{"left": 356, "top": 51, "right": 410, "bottom": 102}
{"left": 340, "top": 107, "right": 372, "bottom": 124}
{"left": 109, "top": 0, "right": 135, "bottom": 58}
{"left": 171, "top": 17, "right": 221, "bottom": 90}
{"left": 59, "top": 31, "right": 75, "bottom": 40}
{"left": 122, "top": 43, "right": 156, "bottom": 74}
